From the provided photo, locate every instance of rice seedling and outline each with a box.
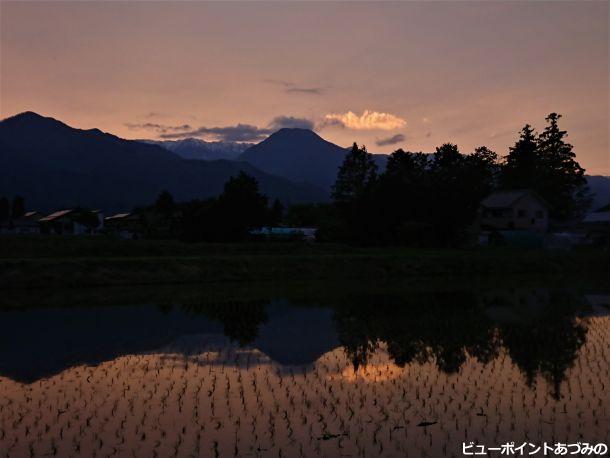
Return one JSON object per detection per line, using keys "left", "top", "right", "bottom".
{"left": 1, "top": 306, "right": 608, "bottom": 458}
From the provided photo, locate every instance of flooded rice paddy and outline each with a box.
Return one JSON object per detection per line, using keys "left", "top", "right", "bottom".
{"left": 0, "top": 280, "right": 609, "bottom": 457}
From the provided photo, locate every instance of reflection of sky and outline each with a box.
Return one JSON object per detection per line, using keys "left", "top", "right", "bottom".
{"left": 1, "top": 2, "right": 608, "bottom": 174}
{"left": 1, "top": 318, "right": 608, "bottom": 458}
{"left": 0, "top": 291, "right": 606, "bottom": 384}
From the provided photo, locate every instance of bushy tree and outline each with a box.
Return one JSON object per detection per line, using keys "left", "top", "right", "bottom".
{"left": 500, "top": 114, "right": 590, "bottom": 221}
{"left": 155, "top": 190, "right": 176, "bottom": 216}
{"left": 537, "top": 113, "right": 590, "bottom": 220}
{"left": 177, "top": 198, "right": 215, "bottom": 242}
{"left": 179, "top": 173, "right": 276, "bottom": 242}
{"left": 328, "top": 142, "right": 499, "bottom": 246}
{"left": 373, "top": 149, "right": 430, "bottom": 244}
{"left": 328, "top": 144, "right": 379, "bottom": 243}
{"left": 500, "top": 124, "right": 540, "bottom": 190}
{"left": 332, "top": 143, "right": 378, "bottom": 204}
{"left": 201, "top": 172, "right": 269, "bottom": 241}
{"left": 428, "top": 143, "right": 488, "bottom": 244}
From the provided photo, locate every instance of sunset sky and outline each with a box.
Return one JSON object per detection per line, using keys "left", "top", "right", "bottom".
{"left": 1, "top": 1, "right": 608, "bottom": 174}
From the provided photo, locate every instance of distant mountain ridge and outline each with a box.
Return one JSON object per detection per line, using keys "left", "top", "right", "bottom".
{"left": 239, "top": 128, "right": 610, "bottom": 208}
{"left": 587, "top": 175, "right": 610, "bottom": 210}
{"left": 0, "top": 112, "right": 327, "bottom": 212}
{"left": 239, "top": 128, "right": 388, "bottom": 190}
{"left": 1, "top": 112, "right": 608, "bottom": 214}
{"left": 142, "top": 138, "right": 249, "bottom": 161}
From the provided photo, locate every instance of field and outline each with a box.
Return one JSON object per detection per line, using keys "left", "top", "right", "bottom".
{"left": 1, "top": 316, "right": 608, "bottom": 458}
{"left": 1, "top": 235, "right": 610, "bottom": 289}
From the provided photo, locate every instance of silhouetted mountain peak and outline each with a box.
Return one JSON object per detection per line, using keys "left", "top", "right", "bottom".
{"left": 273, "top": 127, "right": 318, "bottom": 136}
{"left": 264, "top": 128, "right": 331, "bottom": 146}
{"left": 239, "top": 128, "right": 385, "bottom": 190}
{"left": 3, "top": 111, "right": 56, "bottom": 125}
{"left": 8, "top": 111, "right": 44, "bottom": 120}
{"left": 1, "top": 111, "right": 80, "bottom": 138}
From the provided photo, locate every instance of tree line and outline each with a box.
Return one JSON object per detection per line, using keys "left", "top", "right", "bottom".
{"left": 321, "top": 112, "right": 589, "bottom": 245}
{"left": 142, "top": 172, "right": 284, "bottom": 242}
{"left": 2, "top": 113, "right": 590, "bottom": 246}
{"left": 113, "top": 112, "right": 592, "bottom": 245}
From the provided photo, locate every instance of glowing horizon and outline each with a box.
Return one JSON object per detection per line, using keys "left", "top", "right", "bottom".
{"left": 1, "top": 1, "right": 608, "bottom": 173}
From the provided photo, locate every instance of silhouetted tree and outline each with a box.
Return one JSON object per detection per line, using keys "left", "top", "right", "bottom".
{"left": 332, "top": 143, "right": 378, "bottom": 204}
{"left": 501, "top": 124, "right": 540, "bottom": 191}
{"left": 269, "top": 198, "right": 284, "bottom": 226}
{"left": 328, "top": 141, "right": 499, "bottom": 246}
{"left": 373, "top": 149, "right": 431, "bottom": 244}
{"left": 11, "top": 196, "right": 25, "bottom": 219}
{"left": 285, "top": 203, "right": 334, "bottom": 228}
{"left": 330, "top": 144, "right": 378, "bottom": 243}
{"left": 468, "top": 146, "right": 499, "bottom": 193}
{"left": 461, "top": 146, "right": 500, "bottom": 218}
{"left": 428, "top": 143, "right": 473, "bottom": 244}
{"left": 500, "top": 115, "right": 590, "bottom": 221}
{"left": 537, "top": 113, "right": 591, "bottom": 220}
{"left": 155, "top": 190, "right": 175, "bottom": 216}
{"left": 0, "top": 197, "right": 9, "bottom": 222}
{"left": 179, "top": 198, "right": 216, "bottom": 242}
{"left": 216, "top": 171, "right": 269, "bottom": 241}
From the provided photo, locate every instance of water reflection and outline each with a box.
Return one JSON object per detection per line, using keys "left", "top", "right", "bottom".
{"left": 0, "top": 281, "right": 608, "bottom": 457}
{"left": 334, "top": 289, "right": 589, "bottom": 400}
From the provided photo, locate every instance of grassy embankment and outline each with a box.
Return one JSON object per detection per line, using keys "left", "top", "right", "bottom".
{"left": 1, "top": 235, "right": 609, "bottom": 289}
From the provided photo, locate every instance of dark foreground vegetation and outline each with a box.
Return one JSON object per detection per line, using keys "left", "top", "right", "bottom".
{"left": 1, "top": 235, "right": 609, "bottom": 289}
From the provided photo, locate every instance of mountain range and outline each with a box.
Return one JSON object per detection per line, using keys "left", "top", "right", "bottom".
{"left": 142, "top": 138, "right": 249, "bottom": 161}
{"left": 1, "top": 111, "right": 609, "bottom": 213}
{"left": 0, "top": 112, "right": 327, "bottom": 213}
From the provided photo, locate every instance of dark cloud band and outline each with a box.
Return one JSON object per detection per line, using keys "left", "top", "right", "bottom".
{"left": 376, "top": 133, "right": 406, "bottom": 146}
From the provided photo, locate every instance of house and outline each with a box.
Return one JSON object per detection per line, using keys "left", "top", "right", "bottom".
{"left": 479, "top": 190, "right": 549, "bottom": 234}
{"left": 0, "top": 211, "right": 43, "bottom": 235}
{"left": 580, "top": 203, "right": 610, "bottom": 245}
{"left": 39, "top": 208, "right": 104, "bottom": 235}
{"left": 104, "top": 212, "right": 142, "bottom": 239}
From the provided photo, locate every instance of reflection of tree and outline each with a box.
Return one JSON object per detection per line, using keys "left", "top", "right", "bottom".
{"left": 333, "top": 288, "right": 589, "bottom": 398}
{"left": 333, "top": 292, "right": 500, "bottom": 374}
{"left": 183, "top": 301, "right": 269, "bottom": 346}
{"left": 177, "top": 285, "right": 588, "bottom": 399}
{"left": 497, "top": 291, "right": 587, "bottom": 400}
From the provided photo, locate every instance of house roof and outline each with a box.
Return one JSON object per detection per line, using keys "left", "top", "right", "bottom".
{"left": 39, "top": 209, "right": 74, "bottom": 222}
{"left": 481, "top": 190, "right": 546, "bottom": 209}
{"left": 105, "top": 213, "right": 131, "bottom": 221}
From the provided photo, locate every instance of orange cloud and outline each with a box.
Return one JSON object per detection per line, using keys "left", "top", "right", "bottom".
{"left": 324, "top": 110, "right": 406, "bottom": 130}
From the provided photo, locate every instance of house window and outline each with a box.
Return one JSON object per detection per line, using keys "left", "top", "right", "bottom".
{"left": 491, "top": 209, "right": 503, "bottom": 218}
{"left": 517, "top": 209, "right": 526, "bottom": 218}
{"left": 535, "top": 210, "right": 544, "bottom": 218}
